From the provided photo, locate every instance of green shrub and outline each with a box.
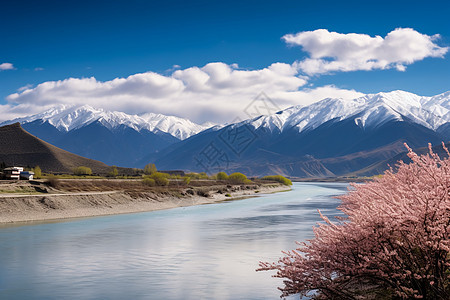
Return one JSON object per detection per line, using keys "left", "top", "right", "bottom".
{"left": 261, "top": 175, "right": 292, "bottom": 186}
{"left": 144, "top": 163, "right": 157, "bottom": 175}
{"left": 147, "top": 172, "right": 169, "bottom": 186}
{"left": 185, "top": 172, "right": 209, "bottom": 179}
{"left": 225, "top": 193, "right": 232, "bottom": 197}
{"left": 152, "top": 172, "right": 170, "bottom": 178}
{"left": 183, "top": 176, "right": 191, "bottom": 185}
{"left": 73, "top": 166, "right": 92, "bottom": 176}
{"left": 108, "top": 166, "right": 118, "bottom": 177}
{"left": 33, "top": 166, "right": 42, "bottom": 179}
{"left": 216, "top": 172, "right": 228, "bottom": 180}
{"left": 228, "top": 172, "right": 251, "bottom": 184}
{"left": 142, "top": 177, "right": 156, "bottom": 187}
{"left": 157, "top": 177, "right": 169, "bottom": 186}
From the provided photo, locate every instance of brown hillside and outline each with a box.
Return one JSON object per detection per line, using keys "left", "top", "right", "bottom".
{"left": 0, "top": 123, "right": 109, "bottom": 173}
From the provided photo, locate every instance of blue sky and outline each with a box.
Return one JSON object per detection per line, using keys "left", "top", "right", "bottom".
{"left": 1, "top": 0, "right": 450, "bottom": 123}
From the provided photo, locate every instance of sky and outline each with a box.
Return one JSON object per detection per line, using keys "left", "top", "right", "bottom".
{"left": 1, "top": 0, "right": 450, "bottom": 123}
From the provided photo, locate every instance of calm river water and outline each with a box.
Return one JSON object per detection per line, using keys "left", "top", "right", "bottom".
{"left": 0, "top": 182, "right": 348, "bottom": 299}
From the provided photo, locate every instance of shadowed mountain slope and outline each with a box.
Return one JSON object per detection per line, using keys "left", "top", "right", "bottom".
{"left": 0, "top": 123, "right": 109, "bottom": 174}
{"left": 154, "top": 117, "right": 446, "bottom": 177}
{"left": 350, "top": 142, "right": 450, "bottom": 177}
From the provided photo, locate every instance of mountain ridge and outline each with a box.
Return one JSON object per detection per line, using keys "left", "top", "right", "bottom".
{"left": 1, "top": 90, "right": 448, "bottom": 174}
{"left": 153, "top": 90, "right": 449, "bottom": 176}
{"left": 1, "top": 104, "right": 212, "bottom": 140}
{"left": 238, "top": 90, "right": 449, "bottom": 134}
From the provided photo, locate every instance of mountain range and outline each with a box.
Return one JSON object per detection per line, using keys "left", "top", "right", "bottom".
{"left": 1, "top": 105, "right": 212, "bottom": 167}
{"left": 154, "top": 90, "right": 449, "bottom": 176}
{"left": 1, "top": 90, "right": 449, "bottom": 177}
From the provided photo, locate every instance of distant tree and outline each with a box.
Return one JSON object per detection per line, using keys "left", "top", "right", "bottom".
{"left": 144, "top": 163, "right": 157, "bottom": 175}
{"left": 183, "top": 176, "right": 191, "bottom": 185}
{"left": 216, "top": 172, "right": 229, "bottom": 180}
{"left": 153, "top": 173, "right": 169, "bottom": 186}
{"left": 73, "top": 166, "right": 92, "bottom": 176}
{"left": 258, "top": 143, "right": 450, "bottom": 299}
{"left": 109, "top": 165, "right": 118, "bottom": 177}
{"left": 33, "top": 166, "right": 42, "bottom": 179}
{"left": 142, "top": 177, "right": 156, "bottom": 187}
{"left": 144, "top": 172, "right": 169, "bottom": 186}
{"left": 228, "top": 172, "right": 251, "bottom": 184}
{"left": 261, "top": 175, "right": 292, "bottom": 186}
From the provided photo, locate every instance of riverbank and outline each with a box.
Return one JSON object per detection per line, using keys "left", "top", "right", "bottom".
{"left": 292, "top": 177, "right": 371, "bottom": 183}
{"left": 0, "top": 180, "right": 290, "bottom": 224}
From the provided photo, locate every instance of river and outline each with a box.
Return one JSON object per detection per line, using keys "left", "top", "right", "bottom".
{"left": 0, "top": 182, "right": 348, "bottom": 299}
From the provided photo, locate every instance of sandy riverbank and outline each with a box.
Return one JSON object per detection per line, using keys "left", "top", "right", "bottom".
{"left": 0, "top": 182, "right": 290, "bottom": 224}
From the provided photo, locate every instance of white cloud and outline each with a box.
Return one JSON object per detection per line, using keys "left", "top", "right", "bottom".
{"left": 7, "top": 28, "right": 442, "bottom": 123}
{"left": 34, "top": 67, "right": 44, "bottom": 71}
{"left": 0, "top": 63, "right": 14, "bottom": 70}
{"left": 284, "top": 28, "right": 448, "bottom": 75}
{"left": 0, "top": 62, "right": 362, "bottom": 123}
{"left": 17, "top": 84, "right": 33, "bottom": 92}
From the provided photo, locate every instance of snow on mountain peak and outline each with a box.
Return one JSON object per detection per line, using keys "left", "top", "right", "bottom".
{"left": 1, "top": 90, "right": 448, "bottom": 140}
{"left": 139, "top": 112, "right": 211, "bottom": 140}
{"left": 3, "top": 105, "right": 212, "bottom": 140}
{"left": 244, "top": 90, "right": 449, "bottom": 133}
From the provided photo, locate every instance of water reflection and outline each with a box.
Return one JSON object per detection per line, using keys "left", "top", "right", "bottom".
{"left": 0, "top": 182, "right": 348, "bottom": 300}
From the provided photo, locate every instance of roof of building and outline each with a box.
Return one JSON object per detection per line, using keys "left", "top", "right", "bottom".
{"left": 4, "top": 166, "right": 23, "bottom": 171}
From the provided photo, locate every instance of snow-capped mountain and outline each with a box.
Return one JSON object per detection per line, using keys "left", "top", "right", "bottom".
{"left": 7, "top": 90, "right": 447, "bottom": 141}
{"left": 2, "top": 104, "right": 211, "bottom": 140}
{"left": 0, "top": 105, "right": 215, "bottom": 167}
{"left": 155, "top": 90, "right": 449, "bottom": 177}
{"left": 1, "top": 90, "right": 448, "bottom": 173}
{"left": 239, "top": 90, "right": 449, "bottom": 134}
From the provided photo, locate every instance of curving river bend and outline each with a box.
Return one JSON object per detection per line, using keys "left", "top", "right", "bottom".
{"left": 0, "top": 182, "right": 348, "bottom": 300}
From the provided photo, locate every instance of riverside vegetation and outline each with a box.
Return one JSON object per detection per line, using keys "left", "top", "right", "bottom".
{"left": 259, "top": 144, "right": 450, "bottom": 299}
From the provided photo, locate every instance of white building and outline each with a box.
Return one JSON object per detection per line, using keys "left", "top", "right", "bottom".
{"left": 3, "top": 167, "right": 24, "bottom": 180}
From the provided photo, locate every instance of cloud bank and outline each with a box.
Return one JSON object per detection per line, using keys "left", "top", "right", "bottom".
{"left": 2, "top": 28, "right": 446, "bottom": 123}
{"left": 284, "top": 28, "right": 448, "bottom": 75}
{"left": 3, "top": 62, "right": 362, "bottom": 123}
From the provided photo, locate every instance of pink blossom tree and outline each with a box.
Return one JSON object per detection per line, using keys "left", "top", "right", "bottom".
{"left": 259, "top": 143, "right": 450, "bottom": 299}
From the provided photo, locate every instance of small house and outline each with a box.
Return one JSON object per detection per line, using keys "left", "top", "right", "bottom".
{"left": 3, "top": 167, "right": 24, "bottom": 180}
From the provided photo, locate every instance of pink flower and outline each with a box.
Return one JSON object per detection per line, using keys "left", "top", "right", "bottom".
{"left": 258, "top": 142, "right": 450, "bottom": 299}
